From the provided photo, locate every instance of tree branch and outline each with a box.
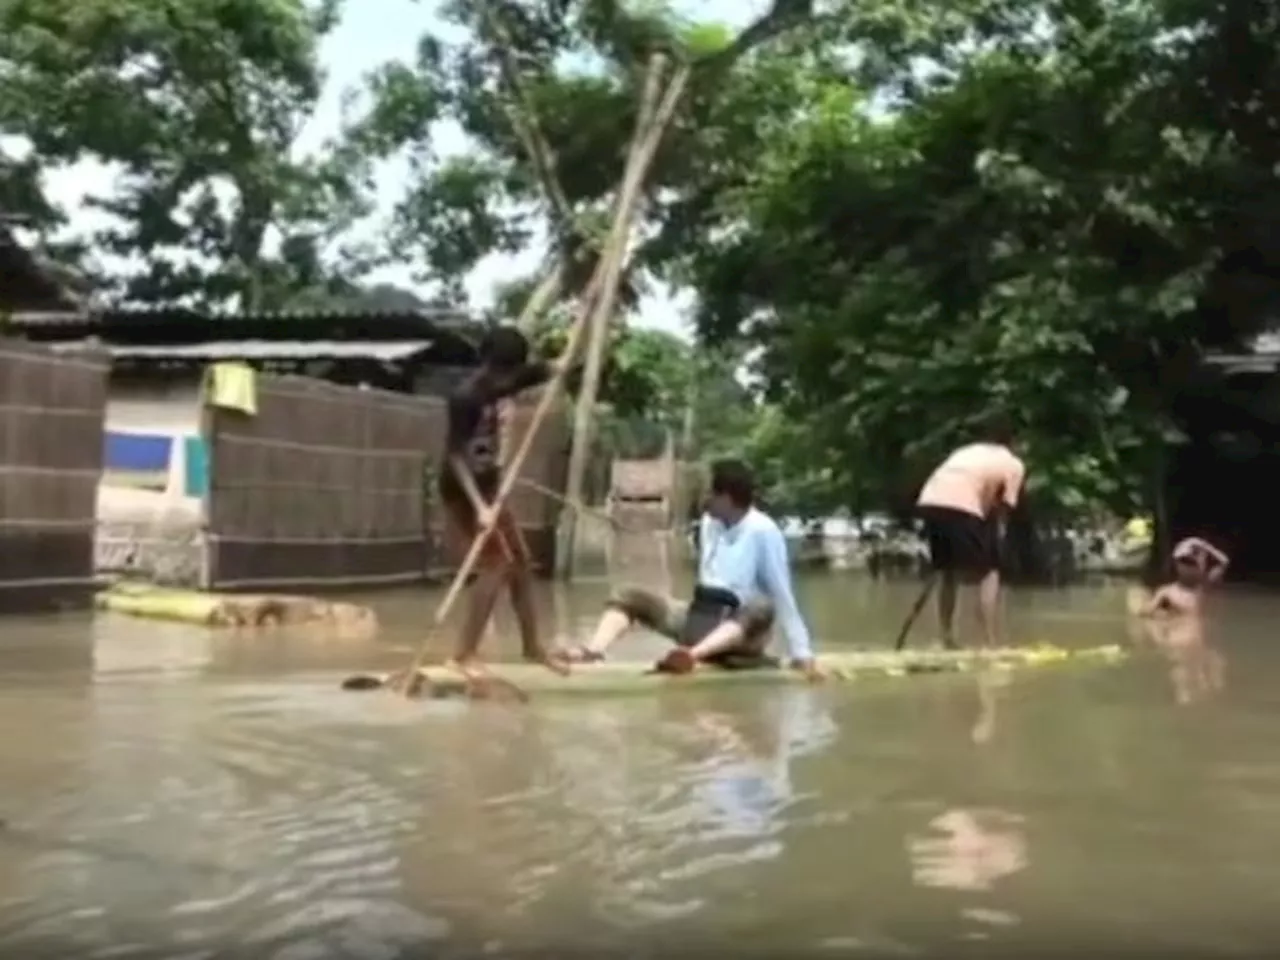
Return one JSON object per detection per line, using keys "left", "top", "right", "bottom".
{"left": 513, "top": 256, "right": 567, "bottom": 331}
{"left": 483, "top": 0, "right": 817, "bottom": 338}
{"left": 478, "top": 1, "right": 578, "bottom": 241}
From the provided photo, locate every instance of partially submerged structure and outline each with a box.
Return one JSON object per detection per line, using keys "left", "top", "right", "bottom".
{"left": 8, "top": 305, "right": 572, "bottom": 592}
{"left": 0, "top": 226, "right": 104, "bottom": 612}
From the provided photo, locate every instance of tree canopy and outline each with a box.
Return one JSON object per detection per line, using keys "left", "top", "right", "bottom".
{"left": 3, "top": 0, "right": 1277, "bottom": 519}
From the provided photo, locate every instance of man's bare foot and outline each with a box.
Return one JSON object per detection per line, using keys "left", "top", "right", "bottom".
{"left": 656, "top": 647, "right": 697, "bottom": 675}
{"left": 446, "top": 657, "right": 491, "bottom": 682}
{"left": 553, "top": 644, "right": 605, "bottom": 665}
{"left": 524, "top": 648, "right": 572, "bottom": 676}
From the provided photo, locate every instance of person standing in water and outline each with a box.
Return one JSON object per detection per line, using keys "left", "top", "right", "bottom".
{"left": 1133, "top": 536, "right": 1230, "bottom": 618}
{"left": 1130, "top": 537, "right": 1230, "bottom": 705}
{"left": 439, "top": 325, "right": 575, "bottom": 677}
{"left": 915, "top": 423, "right": 1026, "bottom": 649}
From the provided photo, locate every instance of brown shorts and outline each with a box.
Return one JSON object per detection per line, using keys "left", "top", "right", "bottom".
{"left": 442, "top": 496, "right": 529, "bottom": 572}
{"left": 605, "top": 585, "right": 775, "bottom": 653}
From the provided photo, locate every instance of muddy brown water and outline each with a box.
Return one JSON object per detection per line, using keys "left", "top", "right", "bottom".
{"left": 1, "top": 572, "right": 1278, "bottom": 958}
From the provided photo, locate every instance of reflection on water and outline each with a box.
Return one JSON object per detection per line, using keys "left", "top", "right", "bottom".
{"left": 907, "top": 808, "right": 1028, "bottom": 893}
{"left": 2, "top": 575, "right": 1280, "bottom": 955}
{"left": 1129, "top": 608, "right": 1228, "bottom": 707}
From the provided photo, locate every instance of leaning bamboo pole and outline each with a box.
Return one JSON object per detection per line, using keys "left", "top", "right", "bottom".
{"left": 385, "top": 56, "right": 670, "bottom": 697}
{"left": 555, "top": 63, "right": 694, "bottom": 579}
{"left": 482, "top": 0, "right": 821, "bottom": 584}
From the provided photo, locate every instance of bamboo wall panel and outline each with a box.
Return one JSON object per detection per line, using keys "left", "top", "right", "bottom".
{"left": 0, "top": 338, "right": 107, "bottom": 612}
{"left": 205, "top": 374, "right": 444, "bottom": 591}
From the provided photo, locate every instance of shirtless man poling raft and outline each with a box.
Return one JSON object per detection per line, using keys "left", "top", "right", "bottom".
{"left": 439, "top": 326, "right": 578, "bottom": 678}
{"left": 916, "top": 423, "right": 1026, "bottom": 649}
{"left": 560, "top": 458, "right": 823, "bottom": 681}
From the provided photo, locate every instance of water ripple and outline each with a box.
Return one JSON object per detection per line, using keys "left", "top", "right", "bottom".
{"left": 7, "top": 585, "right": 1280, "bottom": 957}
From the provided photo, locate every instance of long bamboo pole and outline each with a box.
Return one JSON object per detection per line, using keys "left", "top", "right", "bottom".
{"left": 555, "top": 63, "right": 694, "bottom": 580}
{"left": 516, "top": 476, "right": 638, "bottom": 532}
{"left": 389, "top": 56, "right": 670, "bottom": 696}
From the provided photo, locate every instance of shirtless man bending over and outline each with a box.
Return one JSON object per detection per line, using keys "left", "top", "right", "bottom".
{"left": 915, "top": 423, "right": 1026, "bottom": 649}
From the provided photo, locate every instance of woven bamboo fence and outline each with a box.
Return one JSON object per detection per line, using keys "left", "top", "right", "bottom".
{"left": 0, "top": 337, "right": 108, "bottom": 611}
{"left": 205, "top": 373, "right": 573, "bottom": 591}
{"left": 204, "top": 374, "right": 444, "bottom": 591}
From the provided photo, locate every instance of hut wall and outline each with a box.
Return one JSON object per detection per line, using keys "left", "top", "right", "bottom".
{"left": 0, "top": 338, "right": 107, "bottom": 612}
{"left": 610, "top": 458, "right": 676, "bottom": 503}
{"left": 105, "top": 380, "right": 203, "bottom": 434}
{"left": 204, "top": 374, "right": 444, "bottom": 591}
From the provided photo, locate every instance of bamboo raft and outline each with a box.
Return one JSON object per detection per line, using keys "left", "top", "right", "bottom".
{"left": 341, "top": 643, "right": 1127, "bottom": 697}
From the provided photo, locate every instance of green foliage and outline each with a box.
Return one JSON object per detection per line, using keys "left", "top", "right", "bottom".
{"left": 678, "top": 0, "right": 1280, "bottom": 520}
{"left": 6, "top": 0, "right": 1279, "bottom": 527}
{"left": 0, "top": 0, "right": 373, "bottom": 306}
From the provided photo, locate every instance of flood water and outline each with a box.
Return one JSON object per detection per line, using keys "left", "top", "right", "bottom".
{"left": 2, "top": 571, "right": 1279, "bottom": 957}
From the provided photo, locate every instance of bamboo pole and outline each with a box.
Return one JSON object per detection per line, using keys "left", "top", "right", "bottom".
{"left": 555, "top": 63, "right": 693, "bottom": 580}
{"left": 387, "top": 56, "right": 670, "bottom": 697}
{"left": 500, "top": 260, "right": 567, "bottom": 473}
{"left": 516, "top": 476, "right": 638, "bottom": 532}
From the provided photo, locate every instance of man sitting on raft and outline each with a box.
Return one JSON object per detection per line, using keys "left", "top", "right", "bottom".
{"left": 561, "top": 458, "right": 823, "bottom": 680}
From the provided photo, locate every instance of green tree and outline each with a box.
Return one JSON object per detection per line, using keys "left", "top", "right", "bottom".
{"left": 349, "top": 0, "right": 829, "bottom": 299}
{"left": 0, "top": 0, "right": 374, "bottom": 307}
{"left": 682, "top": 0, "right": 1280, "bottom": 525}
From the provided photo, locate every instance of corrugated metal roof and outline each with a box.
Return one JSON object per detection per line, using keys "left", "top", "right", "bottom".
{"left": 0, "top": 226, "right": 83, "bottom": 312}
{"left": 46, "top": 339, "right": 436, "bottom": 361}
{"left": 9, "top": 304, "right": 477, "bottom": 327}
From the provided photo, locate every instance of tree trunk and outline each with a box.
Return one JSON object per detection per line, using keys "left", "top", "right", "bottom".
{"left": 1145, "top": 451, "right": 1170, "bottom": 587}
{"left": 514, "top": 259, "right": 566, "bottom": 332}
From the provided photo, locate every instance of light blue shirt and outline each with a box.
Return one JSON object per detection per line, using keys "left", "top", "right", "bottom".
{"left": 698, "top": 508, "right": 815, "bottom": 662}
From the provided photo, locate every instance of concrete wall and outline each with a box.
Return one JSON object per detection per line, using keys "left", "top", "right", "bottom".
{"left": 96, "top": 379, "right": 206, "bottom": 586}
{"left": 105, "top": 379, "right": 203, "bottom": 434}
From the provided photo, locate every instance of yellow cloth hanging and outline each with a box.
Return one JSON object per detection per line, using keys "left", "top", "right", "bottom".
{"left": 206, "top": 362, "right": 258, "bottom": 416}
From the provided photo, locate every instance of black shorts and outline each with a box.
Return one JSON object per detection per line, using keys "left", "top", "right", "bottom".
{"left": 918, "top": 505, "right": 999, "bottom": 575}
